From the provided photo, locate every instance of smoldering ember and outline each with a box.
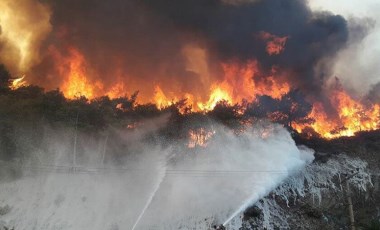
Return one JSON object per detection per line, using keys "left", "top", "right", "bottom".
{"left": 0, "top": 0, "right": 379, "bottom": 229}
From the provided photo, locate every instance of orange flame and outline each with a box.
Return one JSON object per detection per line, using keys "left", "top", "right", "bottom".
{"left": 220, "top": 61, "right": 289, "bottom": 101}
{"left": 154, "top": 85, "right": 178, "bottom": 109}
{"left": 188, "top": 128, "right": 216, "bottom": 148}
{"left": 197, "top": 86, "right": 233, "bottom": 111}
{"left": 259, "top": 32, "right": 289, "bottom": 56}
{"left": 53, "top": 47, "right": 131, "bottom": 100}
{"left": 44, "top": 46, "right": 379, "bottom": 139}
{"left": 151, "top": 60, "right": 289, "bottom": 112}
{"left": 58, "top": 47, "right": 99, "bottom": 99}
{"left": 293, "top": 90, "right": 380, "bottom": 139}
{"left": 48, "top": 45, "right": 291, "bottom": 112}
{"left": 10, "top": 75, "right": 27, "bottom": 90}
{"left": 107, "top": 82, "right": 128, "bottom": 99}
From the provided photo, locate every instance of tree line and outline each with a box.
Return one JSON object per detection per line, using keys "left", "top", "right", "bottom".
{"left": 0, "top": 64, "right": 314, "bottom": 161}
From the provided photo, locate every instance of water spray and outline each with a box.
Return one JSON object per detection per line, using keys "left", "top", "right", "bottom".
{"left": 223, "top": 194, "right": 259, "bottom": 226}
{"left": 131, "top": 163, "right": 167, "bottom": 230}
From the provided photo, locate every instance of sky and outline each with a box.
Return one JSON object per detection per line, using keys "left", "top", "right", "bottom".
{"left": 309, "top": 0, "right": 380, "bottom": 95}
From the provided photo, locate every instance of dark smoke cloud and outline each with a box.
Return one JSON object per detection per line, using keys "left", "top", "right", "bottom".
{"left": 33, "top": 0, "right": 354, "bottom": 103}
{"left": 140, "top": 0, "right": 349, "bottom": 96}
{"left": 34, "top": 0, "right": 195, "bottom": 97}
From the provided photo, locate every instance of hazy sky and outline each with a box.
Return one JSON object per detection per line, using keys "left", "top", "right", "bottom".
{"left": 309, "top": 0, "right": 380, "bottom": 95}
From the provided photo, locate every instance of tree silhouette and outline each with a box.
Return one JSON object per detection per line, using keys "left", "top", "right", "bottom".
{"left": 207, "top": 100, "right": 244, "bottom": 129}
{"left": 245, "top": 90, "right": 313, "bottom": 127}
{"left": 278, "top": 90, "right": 313, "bottom": 127}
{"left": 0, "top": 64, "right": 11, "bottom": 94}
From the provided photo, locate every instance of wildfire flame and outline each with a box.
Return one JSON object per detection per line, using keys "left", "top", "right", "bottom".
{"left": 53, "top": 47, "right": 127, "bottom": 99}
{"left": 58, "top": 48, "right": 97, "bottom": 99}
{"left": 10, "top": 75, "right": 27, "bottom": 90}
{"left": 41, "top": 46, "right": 380, "bottom": 138}
{"left": 153, "top": 60, "right": 290, "bottom": 112}
{"left": 154, "top": 85, "right": 178, "bottom": 109}
{"left": 197, "top": 86, "right": 233, "bottom": 111}
{"left": 4, "top": 29, "right": 379, "bottom": 140}
{"left": 8, "top": 45, "right": 380, "bottom": 140}
{"left": 1, "top": 0, "right": 379, "bottom": 144}
{"left": 292, "top": 90, "right": 380, "bottom": 139}
{"left": 188, "top": 128, "right": 216, "bottom": 148}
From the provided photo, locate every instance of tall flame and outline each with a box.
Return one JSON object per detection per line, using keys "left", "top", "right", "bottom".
{"left": 154, "top": 85, "right": 178, "bottom": 109}
{"left": 293, "top": 90, "right": 380, "bottom": 139}
{"left": 59, "top": 48, "right": 98, "bottom": 99}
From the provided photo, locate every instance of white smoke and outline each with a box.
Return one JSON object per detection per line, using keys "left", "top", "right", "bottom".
{"left": 0, "top": 121, "right": 314, "bottom": 230}
{"left": 310, "top": 0, "right": 380, "bottom": 95}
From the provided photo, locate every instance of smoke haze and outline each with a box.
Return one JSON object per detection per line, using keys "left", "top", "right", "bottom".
{"left": 310, "top": 0, "right": 380, "bottom": 96}
{"left": 0, "top": 121, "right": 313, "bottom": 229}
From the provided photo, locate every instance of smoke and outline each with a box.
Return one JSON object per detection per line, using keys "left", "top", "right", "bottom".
{"left": 1, "top": 0, "right": 377, "bottom": 137}
{"left": 327, "top": 16, "right": 377, "bottom": 95}
{"left": 0, "top": 119, "right": 314, "bottom": 229}
{"left": 1, "top": 0, "right": 365, "bottom": 104}
{"left": 139, "top": 0, "right": 349, "bottom": 96}
{"left": 0, "top": 0, "right": 51, "bottom": 74}
{"left": 309, "top": 0, "right": 380, "bottom": 96}
{"left": 367, "top": 82, "right": 380, "bottom": 103}
{"left": 31, "top": 0, "right": 193, "bottom": 98}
